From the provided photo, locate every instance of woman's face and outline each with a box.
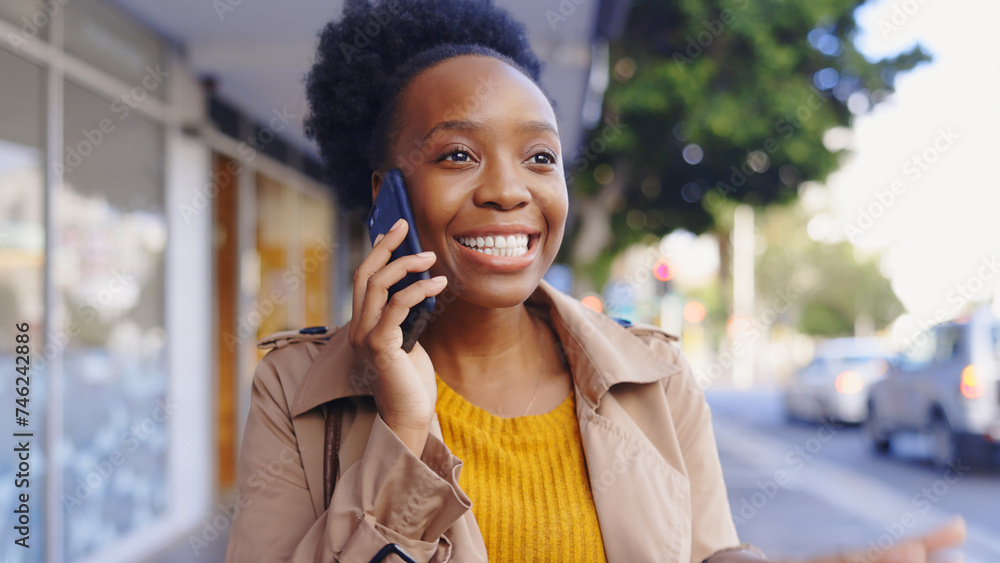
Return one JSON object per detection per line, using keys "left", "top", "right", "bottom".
{"left": 376, "top": 54, "right": 568, "bottom": 309}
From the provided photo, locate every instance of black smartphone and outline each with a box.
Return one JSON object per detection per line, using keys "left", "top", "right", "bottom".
{"left": 367, "top": 168, "right": 436, "bottom": 352}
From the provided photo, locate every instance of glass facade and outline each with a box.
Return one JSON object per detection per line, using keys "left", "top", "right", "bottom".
{"left": 255, "top": 173, "right": 296, "bottom": 341}
{"left": 1, "top": 2, "right": 173, "bottom": 561}
{"left": 0, "top": 1, "right": 343, "bottom": 560}
{"left": 58, "top": 79, "right": 168, "bottom": 559}
{"left": 301, "top": 191, "right": 334, "bottom": 328}
{"left": 63, "top": 0, "right": 165, "bottom": 100}
{"left": 254, "top": 173, "right": 335, "bottom": 359}
{"left": 0, "top": 45, "right": 47, "bottom": 563}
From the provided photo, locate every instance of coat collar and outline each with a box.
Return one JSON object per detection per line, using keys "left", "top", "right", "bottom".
{"left": 289, "top": 279, "right": 680, "bottom": 418}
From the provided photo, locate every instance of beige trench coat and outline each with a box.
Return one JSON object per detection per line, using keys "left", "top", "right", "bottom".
{"left": 225, "top": 280, "right": 742, "bottom": 563}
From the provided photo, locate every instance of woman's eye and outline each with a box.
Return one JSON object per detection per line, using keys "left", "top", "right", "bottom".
{"left": 442, "top": 150, "right": 471, "bottom": 162}
{"left": 530, "top": 151, "right": 557, "bottom": 165}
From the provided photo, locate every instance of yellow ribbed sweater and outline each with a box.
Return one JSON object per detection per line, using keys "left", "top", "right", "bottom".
{"left": 434, "top": 373, "right": 608, "bottom": 562}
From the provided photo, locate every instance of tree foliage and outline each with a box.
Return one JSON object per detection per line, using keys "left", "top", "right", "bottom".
{"left": 755, "top": 202, "right": 903, "bottom": 336}
{"left": 564, "top": 0, "right": 930, "bottom": 282}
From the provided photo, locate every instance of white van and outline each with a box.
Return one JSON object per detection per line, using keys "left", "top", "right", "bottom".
{"left": 866, "top": 306, "right": 1000, "bottom": 469}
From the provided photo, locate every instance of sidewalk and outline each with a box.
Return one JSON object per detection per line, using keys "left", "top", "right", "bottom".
{"left": 146, "top": 527, "right": 228, "bottom": 563}
{"left": 710, "top": 396, "right": 998, "bottom": 562}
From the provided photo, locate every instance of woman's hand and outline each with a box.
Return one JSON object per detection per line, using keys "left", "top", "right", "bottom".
{"left": 710, "top": 516, "right": 966, "bottom": 563}
{"left": 798, "top": 516, "right": 966, "bottom": 563}
{"left": 348, "top": 218, "right": 448, "bottom": 457}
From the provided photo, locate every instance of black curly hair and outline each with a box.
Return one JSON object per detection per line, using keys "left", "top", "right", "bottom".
{"left": 303, "top": 0, "right": 548, "bottom": 214}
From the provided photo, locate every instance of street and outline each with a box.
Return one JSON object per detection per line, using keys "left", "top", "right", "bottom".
{"left": 707, "top": 389, "right": 1000, "bottom": 562}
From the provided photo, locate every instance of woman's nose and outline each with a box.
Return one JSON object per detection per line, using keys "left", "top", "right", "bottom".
{"left": 472, "top": 160, "right": 531, "bottom": 210}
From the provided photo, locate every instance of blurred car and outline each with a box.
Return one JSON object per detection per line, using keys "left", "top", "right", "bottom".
{"left": 866, "top": 306, "right": 1000, "bottom": 469}
{"left": 784, "top": 337, "right": 891, "bottom": 424}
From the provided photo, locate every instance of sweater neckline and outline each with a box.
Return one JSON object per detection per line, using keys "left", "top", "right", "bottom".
{"left": 434, "top": 372, "right": 574, "bottom": 426}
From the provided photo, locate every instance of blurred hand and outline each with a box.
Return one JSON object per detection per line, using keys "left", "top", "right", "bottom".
{"left": 710, "top": 516, "right": 966, "bottom": 563}
{"left": 348, "top": 218, "right": 448, "bottom": 457}
{"left": 792, "top": 516, "right": 966, "bottom": 563}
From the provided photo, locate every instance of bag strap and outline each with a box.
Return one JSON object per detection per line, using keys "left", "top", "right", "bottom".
{"left": 323, "top": 398, "right": 345, "bottom": 511}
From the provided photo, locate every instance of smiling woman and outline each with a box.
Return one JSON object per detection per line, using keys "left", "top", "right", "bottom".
{"left": 221, "top": 2, "right": 963, "bottom": 563}
{"left": 221, "top": 1, "right": 745, "bottom": 562}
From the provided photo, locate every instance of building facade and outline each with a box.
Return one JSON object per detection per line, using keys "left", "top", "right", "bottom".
{"left": 0, "top": 0, "right": 619, "bottom": 561}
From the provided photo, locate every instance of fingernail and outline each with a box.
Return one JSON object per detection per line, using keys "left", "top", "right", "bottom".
{"left": 417, "top": 251, "right": 434, "bottom": 258}
{"left": 388, "top": 218, "right": 405, "bottom": 232}
{"left": 431, "top": 275, "right": 447, "bottom": 283}
{"left": 373, "top": 233, "right": 385, "bottom": 246}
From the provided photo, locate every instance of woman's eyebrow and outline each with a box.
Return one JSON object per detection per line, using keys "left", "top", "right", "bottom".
{"left": 421, "top": 119, "right": 558, "bottom": 143}
{"left": 421, "top": 120, "right": 479, "bottom": 143}
{"left": 518, "top": 120, "right": 559, "bottom": 137}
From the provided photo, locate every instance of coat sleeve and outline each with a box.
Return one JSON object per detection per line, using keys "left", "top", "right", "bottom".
{"left": 225, "top": 352, "right": 472, "bottom": 563}
{"left": 657, "top": 343, "right": 746, "bottom": 563}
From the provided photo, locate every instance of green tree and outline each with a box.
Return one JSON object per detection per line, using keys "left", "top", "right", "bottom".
{"left": 565, "top": 0, "right": 929, "bottom": 288}
{"left": 755, "top": 202, "right": 903, "bottom": 336}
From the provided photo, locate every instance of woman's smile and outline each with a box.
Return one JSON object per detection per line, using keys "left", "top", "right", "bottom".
{"left": 451, "top": 226, "right": 541, "bottom": 271}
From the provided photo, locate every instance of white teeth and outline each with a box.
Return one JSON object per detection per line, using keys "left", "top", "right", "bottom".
{"left": 457, "top": 233, "right": 531, "bottom": 257}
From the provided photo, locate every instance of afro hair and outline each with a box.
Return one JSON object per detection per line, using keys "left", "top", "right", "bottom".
{"left": 303, "top": 0, "right": 545, "bottom": 214}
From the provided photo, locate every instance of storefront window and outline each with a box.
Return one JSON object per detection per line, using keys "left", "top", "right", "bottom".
{"left": 300, "top": 191, "right": 334, "bottom": 327}
{"left": 64, "top": 0, "right": 165, "bottom": 100}
{"left": 0, "top": 45, "right": 47, "bottom": 563}
{"left": 58, "top": 78, "right": 167, "bottom": 559}
{"left": 255, "top": 173, "right": 297, "bottom": 341}
{"left": 255, "top": 175, "right": 335, "bottom": 355}
{"left": 3, "top": 2, "right": 342, "bottom": 558}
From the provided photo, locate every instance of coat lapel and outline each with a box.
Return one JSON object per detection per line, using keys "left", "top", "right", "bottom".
{"left": 290, "top": 408, "right": 328, "bottom": 518}
{"left": 576, "top": 387, "right": 692, "bottom": 562}
{"left": 534, "top": 282, "right": 691, "bottom": 561}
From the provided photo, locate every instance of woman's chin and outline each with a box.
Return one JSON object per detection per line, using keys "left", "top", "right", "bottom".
{"left": 438, "top": 276, "right": 542, "bottom": 312}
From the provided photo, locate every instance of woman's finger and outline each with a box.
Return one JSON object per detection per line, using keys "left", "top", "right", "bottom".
{"left": 349, "top": 218, "right": 407, "bottom": 343}
{"left": 919, "top": 515, "right": 966, "bottom": 553}
{"left": 867, "top": 517, "right": 965, "bottom": 563}
{"left": 366, "top": 275, "right": 448, "bottom": 353}
{"left": 877, "top": 541, "right": 925, "bottom": 563}
{"left": 353, "top": 251, "right": 438, "bottom": 344}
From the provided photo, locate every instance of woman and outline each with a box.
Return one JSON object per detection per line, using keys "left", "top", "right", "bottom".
{"left": 225, "top": 1, "right": 965, "bottom": 561}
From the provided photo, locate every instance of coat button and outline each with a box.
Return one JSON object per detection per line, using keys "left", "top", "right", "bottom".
{"left": 299, "top": 326, "right": 328, "bottom": 335}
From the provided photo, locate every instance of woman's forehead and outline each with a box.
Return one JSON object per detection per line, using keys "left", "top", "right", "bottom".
{"left": 400, "top": 55, "right": 558, "bottom": 138}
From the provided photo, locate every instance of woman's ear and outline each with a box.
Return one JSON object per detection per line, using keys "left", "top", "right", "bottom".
{"left": 371, "top": 170, "right": 384, "bottom": 203}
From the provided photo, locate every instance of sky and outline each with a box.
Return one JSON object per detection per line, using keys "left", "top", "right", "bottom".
{"left": 810, "top": 0, "right": 1000, "bottom": 339}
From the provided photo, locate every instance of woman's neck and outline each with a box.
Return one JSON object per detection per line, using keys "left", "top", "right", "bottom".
{"left": 419, "top": 298, "right": 545, "bottom": 391}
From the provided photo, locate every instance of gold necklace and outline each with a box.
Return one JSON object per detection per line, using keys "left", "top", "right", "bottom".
{"left": 517, "top": 315, "right": 553, "bottom": 417}
{"left": 480, "top": 315, "right": 552, "bottom": 418}
{"left": 489, "top": 340, "right": 545, "bottom": 418}
{"left": 518, "top": 365, "right": 543, "bottom": 417}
